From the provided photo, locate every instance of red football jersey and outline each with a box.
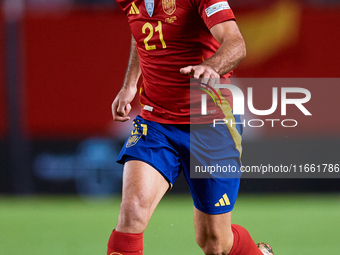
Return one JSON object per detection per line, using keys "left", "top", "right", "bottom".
{"left": 115, "top": 0, "right": 236, "bottom": 123}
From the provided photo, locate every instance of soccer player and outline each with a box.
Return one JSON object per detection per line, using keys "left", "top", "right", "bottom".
{"left": 108, "top": 0, "right": 274, "bottom": 254}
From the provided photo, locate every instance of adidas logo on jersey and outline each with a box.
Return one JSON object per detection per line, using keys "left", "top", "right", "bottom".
{"left": 215, "top": 193, "right": 231, "bottom": 207}
{"left": 129, "top": 2, "right": 140, "bottom": 14}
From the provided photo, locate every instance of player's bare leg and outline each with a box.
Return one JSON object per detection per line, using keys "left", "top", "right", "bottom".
{"left": 194, "top": 207, "right": 269, "bottom": 255}
{"left": 107, "top": 160, "right": 169, "bottom": 254}
{"left": 116, "top": 160, "right": 169, "bottom": 233}
{"left": 194, "top": 207, "right": 234, "bottom": 255}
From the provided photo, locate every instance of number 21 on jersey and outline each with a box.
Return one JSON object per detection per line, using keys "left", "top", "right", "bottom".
{"left": 142, "top": 21, "right": 167, "bottom": 50}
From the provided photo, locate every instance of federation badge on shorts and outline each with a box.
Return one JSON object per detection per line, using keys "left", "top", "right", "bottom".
{"left": 162, "top": 0, "right": 176, "bottom": 15}
{"left": 126, "top": 134, "right": 142, "bottom": 148}
{"left": 144, "top": 0, "right": 154, "bottom": 17}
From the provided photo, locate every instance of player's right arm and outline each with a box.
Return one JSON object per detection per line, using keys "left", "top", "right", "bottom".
{"left": 112, "top": 36, "right": 141, "bottom": 122}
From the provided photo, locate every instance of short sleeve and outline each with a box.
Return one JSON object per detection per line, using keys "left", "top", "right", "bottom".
{"left": 195, "top": 0, "right": 235, "bottom": 30}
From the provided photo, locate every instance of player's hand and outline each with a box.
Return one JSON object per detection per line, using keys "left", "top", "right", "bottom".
{"left": 180, "top": 64, "right": 220, "bottom": 89}
{"left": 180, "top": 64, "right": 220, "bottom": 79}
{"left": 111, "top": 87, "right": 137, "bottom": 122}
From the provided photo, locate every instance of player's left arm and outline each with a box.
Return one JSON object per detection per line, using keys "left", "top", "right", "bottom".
{"left": 180, "top": 20, "right": 246, "bottom": 78}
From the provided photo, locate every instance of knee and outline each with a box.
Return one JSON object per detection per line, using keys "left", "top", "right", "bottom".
{"left": 117, "top": 198, "right": 150, "bottom": 233}
{"left": 196, "top": 231, "right": 233, "bottom": 255}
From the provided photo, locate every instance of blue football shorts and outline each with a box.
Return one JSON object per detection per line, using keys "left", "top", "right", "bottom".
{"left": 117, "top": 115, "right": 243, "bottom": 214}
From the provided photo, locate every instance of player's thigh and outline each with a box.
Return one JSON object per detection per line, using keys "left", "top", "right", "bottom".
{"left": 194, "top": 207, "right": 233, "bottom": 252}
{"left": 121, "top": 160, "right": 169, "bottom": 210}
{"left": 117, "top": 160, "right": 169, "bottom": 232}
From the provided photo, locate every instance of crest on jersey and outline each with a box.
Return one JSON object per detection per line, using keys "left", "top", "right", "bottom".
{"left": 144, "top": 0, "right": 154, "bottom": 17}
{"left": 162, "top": 0, "right": 176, "bottom": 15}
